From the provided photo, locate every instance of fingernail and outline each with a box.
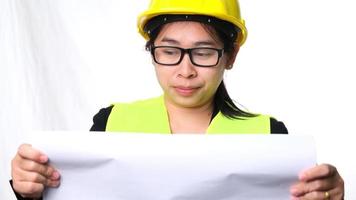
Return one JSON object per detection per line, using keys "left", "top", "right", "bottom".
{"left": 289, "top": 187, "right": 298, "bottom": 195}
{"left": 299, "top": 169, "right": 309, "bottom": 180}
{"left": 51, "top": 181, "right": 60, "bottom": 187}
{"left": 299, "top": 173, "right": 306, "bottom": 180}
{"left": 51, "top": 171, "right": 60, "bottom": 180}
{"left": 39, "top": 155, "right": 48, "bottom": 163}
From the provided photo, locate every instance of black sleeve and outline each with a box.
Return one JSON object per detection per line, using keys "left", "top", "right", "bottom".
{"left": 270, "top": 117, "right": 288, "bottom": 134}
{"left": 90, "top": 105, "right": 114, "bottom": 131}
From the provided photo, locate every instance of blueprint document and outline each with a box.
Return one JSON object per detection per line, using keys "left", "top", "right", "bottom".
{"left": 28, "top": 132, "right": 316, "bottom": 200}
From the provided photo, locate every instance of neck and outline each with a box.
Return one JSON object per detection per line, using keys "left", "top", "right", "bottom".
{"left": 164, "top": 96, "right": 214, "bottom": 134}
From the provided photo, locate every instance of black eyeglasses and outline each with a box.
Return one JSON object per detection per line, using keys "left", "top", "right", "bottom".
{"left": 149, "top": 46, "right": 224, "bottom": 67}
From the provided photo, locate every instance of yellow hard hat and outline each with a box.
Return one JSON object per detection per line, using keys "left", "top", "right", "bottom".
{"left": 137, "top": 0, "right": 248, "bottom": 46}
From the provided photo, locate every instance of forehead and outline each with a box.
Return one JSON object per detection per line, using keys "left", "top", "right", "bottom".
{"left": 155, "top": 21, "right": 221, "bottom": 46}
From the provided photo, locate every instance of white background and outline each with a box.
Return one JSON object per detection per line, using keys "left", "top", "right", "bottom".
{"left": 1, "top": 0, "right": 355, "bottom": 199}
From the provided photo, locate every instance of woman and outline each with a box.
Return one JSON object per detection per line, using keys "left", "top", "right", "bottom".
{"left": 11, "top": 0, "right": 344, "bottom": 199}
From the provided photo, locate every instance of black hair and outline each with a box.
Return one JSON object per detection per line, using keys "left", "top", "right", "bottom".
{"left": 145, "top": 15, "right": 257, "bottom": 119}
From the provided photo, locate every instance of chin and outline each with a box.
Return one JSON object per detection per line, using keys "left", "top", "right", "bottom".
{"left": 170, "top": 94, "right": 208, "bottom": 108}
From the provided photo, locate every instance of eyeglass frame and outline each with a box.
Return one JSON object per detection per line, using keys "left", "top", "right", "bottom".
{"left": 148, "top": 45, "right": 225, "bottom": 67}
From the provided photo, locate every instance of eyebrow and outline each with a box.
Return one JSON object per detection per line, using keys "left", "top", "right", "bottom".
{"left": 160, "top": 38, "right": 179, "bottom": 45}
{"left": 160, "top": 37, "right": 218, "bottom": 47}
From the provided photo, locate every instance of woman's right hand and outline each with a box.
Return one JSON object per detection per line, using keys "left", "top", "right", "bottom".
{"left": 11, "top": 144, "right": 60, "bottom": 199}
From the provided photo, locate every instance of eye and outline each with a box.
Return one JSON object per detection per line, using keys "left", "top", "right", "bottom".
{"left": 193, "top": 49, "right": 215, "bottom": 57}
{"left": 162, "top": 48, "right": 179, "bottom": 56}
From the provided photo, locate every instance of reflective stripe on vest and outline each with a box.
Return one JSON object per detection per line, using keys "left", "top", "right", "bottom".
{"left": 106, "top": 96, "right": 271, "bottom": 134}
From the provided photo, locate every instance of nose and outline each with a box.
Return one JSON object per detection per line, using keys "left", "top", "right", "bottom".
{"left": 177, "top": 53, "right": 197, "bottom": 79}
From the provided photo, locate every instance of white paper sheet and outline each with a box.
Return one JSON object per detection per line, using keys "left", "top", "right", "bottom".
{"left": 28, "top": 132, "right": 316, "bottom": 200}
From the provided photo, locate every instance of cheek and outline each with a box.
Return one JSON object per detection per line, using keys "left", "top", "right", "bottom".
{"left": 154, "top": 66, "right": 171, "bottom": 88}
{"left": 210, "top": 66, "right": 225, "bottom": 81}
{"left": 201, "top": 68, "right": 225, "bottom": 91}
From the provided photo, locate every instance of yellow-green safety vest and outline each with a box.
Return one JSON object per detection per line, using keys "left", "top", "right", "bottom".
{"left": 106, "top": 96, "right": 271, "bottom": 134}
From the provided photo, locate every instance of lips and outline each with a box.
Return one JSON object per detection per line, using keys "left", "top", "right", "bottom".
{"left": 174, "top": 86, "right": 200, "bottom": 96}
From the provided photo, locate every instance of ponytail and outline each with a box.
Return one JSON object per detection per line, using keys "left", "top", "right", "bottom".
{"left": 214, "top": 81, "right": 258, "bottom": 119}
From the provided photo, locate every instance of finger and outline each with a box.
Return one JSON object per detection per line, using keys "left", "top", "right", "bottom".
{"left": 13, "top": 167, "right": 47, "bottom": 183}
{"left": 290, "top": 178, "right": 335, "bottom": 197}
{"left": 19, "top": 159, "right": 60, "bottom": 180}
{"left": 290, "top": 182, "right": 310, "bottom": 197}
{"left": 297, "top": 191, "right": 327, "bottom": 200}
{"left": 327, "top": 187, "right": 345, "bottom": 200}
{"left": 12, "top": 169, "right": 60, "bottom": 196}
{"left": 13, "top": 168, "right": 60, "bottom": 186}
{"left": 18, "top": 144, "right": 48, "bottom": 164}
{"left": 299, "top": 164, "right": 336, "bottom": 182}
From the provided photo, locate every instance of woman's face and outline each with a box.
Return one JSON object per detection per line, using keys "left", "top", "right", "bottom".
{"left": 153, "top": 21, "right": 233, "bottom": 109}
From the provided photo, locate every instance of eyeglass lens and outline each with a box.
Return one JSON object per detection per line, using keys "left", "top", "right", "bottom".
{"left": 153, "top": 46, "right": 221, "bottom": 67}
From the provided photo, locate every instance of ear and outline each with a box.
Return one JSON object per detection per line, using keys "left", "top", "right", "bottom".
{"left": 225, "top": 44, "right": 240, "bottom": 70}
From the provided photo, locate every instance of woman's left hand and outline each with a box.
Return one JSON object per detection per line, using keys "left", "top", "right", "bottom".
{"left": 290, "top": 164, "right": 344, "bottom": 200}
